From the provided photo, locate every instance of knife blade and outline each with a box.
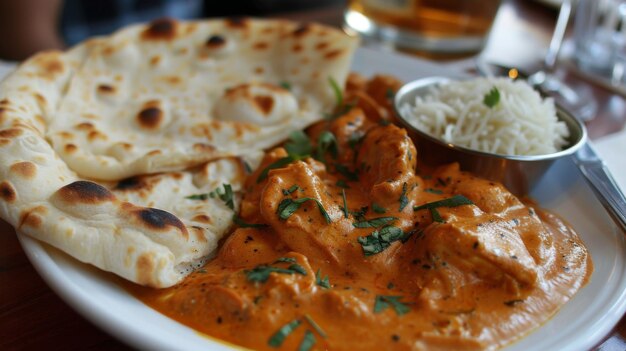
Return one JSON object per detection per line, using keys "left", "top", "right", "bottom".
{"left": 572, "top": 141, "right": 626, "bottom": 233}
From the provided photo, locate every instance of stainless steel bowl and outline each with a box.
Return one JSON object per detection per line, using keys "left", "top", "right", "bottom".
{"left": 393, "top": 76, "right": 587, "bottom": 195}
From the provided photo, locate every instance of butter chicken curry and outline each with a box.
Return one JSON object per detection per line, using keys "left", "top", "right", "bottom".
{"left": 128, "top": 75, "right": 592, "bottom": 350}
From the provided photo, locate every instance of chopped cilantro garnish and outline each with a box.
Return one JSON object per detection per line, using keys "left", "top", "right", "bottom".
{"left": 336, "top": 179, "right": 350, "bottom": 189}
{"left": 374, "top": 295, "right": 411, "bottom": 315}
{"left": 216, "top": 183, "right": 234, "bottom": 210}
{"left": 257, "top": 155, "right": 299, "bottom": 183}
{"left": 350, "top": 206, "right": 369, "bottom": 221}
{"left": 246, "top": 262, "right": 307, "bottom": 283}
{"left": 288, "top": 263, "right": 307, "bottom": 275}
{"left": 413, "top": 195, "right": 474, "bottom": 223}
{"left": 297, "top": 330, "right": 316, "bottom": 351}
{"left": 385, "top": 88, "right": 395, "bottom": 100}
{"left": 353, "top": 216, "right": 397, "bottom": 228}
{"left": 243, "top": 160, "right": 253, "bottom": 174}
{"left": 399, "top": 182, "right": 408, "bottom": 211}
{"left": 357, "top": 226, "right": 404, "bottom": 255}
{"left": 285, "top": 130, "right": 313, "bottom": 156}
{"left": 268, "top": 319, "right": 302, "bottom": 347}
{"left": 186, "top": 193, "right": 209, "bottom": 200}
{"left": 282, "top": 185, "right": 300, "bottom": 196}
{"left": 483, "top": 87, "right": 500, "bottom": 108}
{"left": 274, "top": 257, "right": 297, "bottom": 263}
{"left": 232, "top": 215, "right": 268, "bottom": 228}
{"left": 315, "top": 269, "right": 331, "bottom": 289}
{"left": 328, "top": 76, "right": 343, "bottom": 110}
{"left": 315, "top": 130, "right": 339, "bottom": 164}
{"left": 257, "top": 132, "right": 314, "bottom": 183}
{"left": 341, "top": 189, "right": 349, "bottom": 219}
{"left": 425, "top": 188, "right": 443, "bottom": 194}
{"left": 304, "top": 314, "right": 327, "bottom": 338}
{"left": 277, "top": 197, "right": 331, "bottom": 224}
{"left": 335, "top": 164, "right": 359, "bottom": 181}
{"left": 372, "top": 203, "right": 387, "bottom": 214}
{"left": 348, "top": 131, "right": 365, "bottom": 150}
{"left": 279, "top": 81, "right": 292, "bottom": 91}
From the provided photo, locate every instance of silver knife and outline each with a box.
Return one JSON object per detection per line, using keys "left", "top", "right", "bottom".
{"left": 572, "top": 141, "right": 626, "bottom": 233}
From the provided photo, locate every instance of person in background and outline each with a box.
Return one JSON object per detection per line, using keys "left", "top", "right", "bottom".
{"left": 0, "top": 0, "right": 342, "bottom": 61}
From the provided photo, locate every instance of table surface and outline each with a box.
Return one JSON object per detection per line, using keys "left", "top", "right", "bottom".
{"left": 1, "top": 1, "right": 625, "bottom": 350}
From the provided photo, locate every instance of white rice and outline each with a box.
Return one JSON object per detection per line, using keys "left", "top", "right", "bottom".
{"left": 399, "top": 77, "right": 570, "bottom": 156}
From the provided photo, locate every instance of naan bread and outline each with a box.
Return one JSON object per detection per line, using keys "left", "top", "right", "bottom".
{"left": 0, "top": 18, "right": 358, "bottom": 287}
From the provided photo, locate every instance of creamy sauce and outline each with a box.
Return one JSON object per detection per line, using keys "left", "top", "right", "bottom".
{"left": 127, "top": 75, "right": 592, "bottom": 351}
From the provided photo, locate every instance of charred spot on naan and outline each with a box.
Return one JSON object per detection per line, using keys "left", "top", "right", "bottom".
{"left": 0, "top": 181, "right": 17, "bottom": 203}
{"left": 225, "top": 17, "right": 249, "bottom": 29}
{"left": 55, "top": 181, "right": 115, "bottom": 204}
{"left": 141, "top": 17, "right": 178, "bottom": 41}
{"left": 115, "top": 176, "right": 149, "bottom": 191}
{"left": 9, "top": 162, "right": 37, "bottom": 179}
{"left": 192, "top": 214, "right": 213, "bottom": 224}
{"left": 137, "top": 101, "right": 164, "bottom": 130}
{"left": 205, "top": 35, "right": 226, "bottom": 49}
{"left": 0, "top": 128, "right": 23, "bottom": 138}
{"left": 133, "top": 207, "right": 187, "bottom": 235}
{"left": 97, "top": 84, "right": 116, "bottom": 94}
{"left": 64, "top": 143, "right": 78, "bottom": 154}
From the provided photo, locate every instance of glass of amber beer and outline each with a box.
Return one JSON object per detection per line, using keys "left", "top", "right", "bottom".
{"left": 344, "top": 0, "right": 501, "bottom": 55}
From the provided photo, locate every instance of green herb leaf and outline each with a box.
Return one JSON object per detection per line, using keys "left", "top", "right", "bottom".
{"left": 243, "top": 161, "right": 253, "bottom": 174}
{"left": 288, "top": 263, "right": 308, "bottom": 275}
{"left": 297, "top": 330, "right": 316, "bottom": 351}
{"left": 399, "top": 182, "right": 408, "bottom": 211}
{"left": 279, "top": 81, "right": 292, "bottom": 91}
{"left": 348, "top": 131, "right": 365, "bottom": 150}
{"left": 335, "top": 164, "right": 359, "bottom": 181}
{"left": 372, "top": 203, "right": 387, "bottom": 214}
{"left": 216, "top": 183, "right": 234, "bottom": 210}
{"left": 282, "top": 185, "right": 300, "bottom": 196}
{"left": 385, "top": 88, "right": 395, "bottom": 100}
{"left": 357, "top": 226, "right": 404, "bottom": 255}
{"left": 353, "top": 216, "right": 397, "bottom": 228}
{"left": 341, "top": 189, "right": 349, "bottom": 219}
{"left": 274, "top": 257, "right": 297, "bottom": 263}
{"left": 186, "top": 193, "right": 209, "bottom": 200}
{"left": 374, "top": 295, "right": 411, "bottom": 316}
{"left": 277, "top": 197, "right": 331, "bottom": 224}
{"left": 336, "top": 179, "right": 350, "bottom": 189}
{"left": 257, "top": 156, "right": 297, "bottom": 183}
{"left": 246, "top": 263, "right": 307, "bottom": 283}
{"left": 413, "top": 195, "right": 474, "bottom": 212}
{"left": 328, "top": 76, "right": 343, "bottom": 109}
{"left": 430, "top": 208, "right": 444, "bottom": 223}
{"left": 315, "top": 269, "right": 331, "bottom": 289}
{"left": 246, "top": 266, "right": 298, "bottom": 283}
{"left": 304, "top": 314, "right": 327, "bottom": 338}
{"left": 285, "top": 130, "right": 313, "bottom": 157}
{"left": 350, "top": 206, "right": 369, "bottom": 221}
{"left": 483, "top": 87, "right": 500, "bottom": 108}
{"left": 232, "top": 215, "right": 268, "bottom": 228}
{"left": 425, "top": 188, "right": 443, "bottom": 194}
{"left": 268, "top": 319, "right": 302, "bottom": 347}
{"left": 315, "top": 131, "right": 339, "bottom": 164}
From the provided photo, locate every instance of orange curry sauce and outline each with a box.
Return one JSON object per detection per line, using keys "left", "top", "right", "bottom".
{"left": 127, "top": 75, "right": 592, "bottom": 350}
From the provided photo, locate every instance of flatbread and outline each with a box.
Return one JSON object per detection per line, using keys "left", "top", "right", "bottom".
{"left": 0, "top": 18, "right": 358, "bottom": 287}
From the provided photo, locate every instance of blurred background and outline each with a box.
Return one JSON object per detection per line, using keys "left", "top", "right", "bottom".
{"left": 0, "top": 0, "right": 345, "bottom": 61}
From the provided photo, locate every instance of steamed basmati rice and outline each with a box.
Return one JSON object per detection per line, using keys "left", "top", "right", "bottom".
{"left": 399, "top": 77, "right": 569, "bottom": 155}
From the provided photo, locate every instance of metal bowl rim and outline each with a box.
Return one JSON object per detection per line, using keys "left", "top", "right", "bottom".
{"left": 393, "top": 76, "right": 588, "bottom": 162}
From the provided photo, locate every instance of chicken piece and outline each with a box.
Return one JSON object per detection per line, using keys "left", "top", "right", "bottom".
{"left": 423, "top": 213, "right": 539, "bottom": 288}
{"left": 259, "top": 159, "right": 349, "bottom": 264}
{"left": 366, "top": 75, "right": 404, "bottom": 111}
{"left": 432, "top": 163, "right": 525, "bottom": 216}
{"left": 356, "top": 124, "right": 419, "bottom": 209}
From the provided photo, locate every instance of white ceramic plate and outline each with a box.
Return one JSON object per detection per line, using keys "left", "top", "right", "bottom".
{"left": 18, "top": 48, "right": 626, "bottom": 351}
